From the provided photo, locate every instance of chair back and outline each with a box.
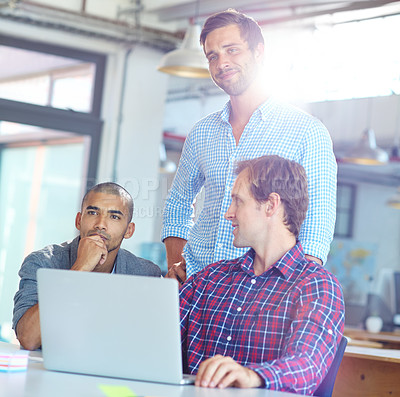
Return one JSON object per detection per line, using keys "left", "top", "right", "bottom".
{"left": 313, "top": 336, "right": 347, "bottom": 397}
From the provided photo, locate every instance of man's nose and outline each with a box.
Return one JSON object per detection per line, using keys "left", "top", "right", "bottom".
{"left": 217, "top": 54, "right": 230, "bottom": 70}
{"left": 224, "top": 204, "right": 234, "bottom": 220}
{"left": 94, "top": 215, "right": 107, "bottom": 230}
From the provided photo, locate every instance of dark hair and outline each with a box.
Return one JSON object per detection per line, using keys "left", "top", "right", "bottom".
{"left": 200, "top": 9, "right": 264, "bottom": 51}
{"left": 235, "top": 155, "right": 308, "bottom": 238}
{"left": 81, "top": 182, "right": 134, "bottom": 223}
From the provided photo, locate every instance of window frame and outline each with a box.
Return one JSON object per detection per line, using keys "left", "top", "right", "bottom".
{"left": 334, "top": 182, "right": 356, "bottom": 238}
{"left": 0, "top": 35, "right": 106, "bottom": 184}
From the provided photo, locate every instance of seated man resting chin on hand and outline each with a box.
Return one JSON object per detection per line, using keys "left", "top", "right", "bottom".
{"left": 13, "top": 182, "right": 161, "bottom": 351}
{"left": 179, "top": 155, "right": 344, "bottom": 395}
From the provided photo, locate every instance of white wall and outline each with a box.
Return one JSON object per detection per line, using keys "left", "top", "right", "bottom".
{"left": 308, "top": 95, "right": 400, "bottom": 149}
{"left": 110, "top": 46, "right": 169, "bottom": 253}
{"left": 163, "top": 94, "right": 227, "bottom": 137}
{"left": 351, "top": 183, "right": 400, "bottom": 273}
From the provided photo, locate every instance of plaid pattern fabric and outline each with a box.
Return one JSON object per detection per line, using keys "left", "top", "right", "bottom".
{"left": 162, "top": 97, "right": 337, "bottom": 278}
{"left": 180, "top": 243, "right": 345, "bottom": 394}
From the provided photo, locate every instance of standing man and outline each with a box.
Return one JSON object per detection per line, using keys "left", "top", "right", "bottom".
{"left": 180, "top": 155, "right": 344, "bottom": 393}
{"left": 162, "top": 9, "right": 336, "bottom": 281}
{"left": 13, "top": 182, "right": 161, "bottom": 350}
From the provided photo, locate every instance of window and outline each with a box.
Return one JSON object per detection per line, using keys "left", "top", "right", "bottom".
{"left": 0, "top": 35, "right": 105, "bottom": 341}
{"left": 264, "top": 14, "right": 400, "bottom": 102}
{"left": 334, "top": 183, "right": 356, "bottom": 238}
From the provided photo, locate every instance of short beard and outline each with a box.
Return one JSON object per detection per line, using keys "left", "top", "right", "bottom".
{"left": 214, "top": 76, "right": 250, "bottom": 97}
{"left": 213, "top": 56, "right": 260, "bottom": 97}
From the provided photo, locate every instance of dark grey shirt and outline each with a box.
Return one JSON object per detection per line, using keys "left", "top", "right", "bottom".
{"left": 13, "top": 237, "right": 161, "bottom": 330}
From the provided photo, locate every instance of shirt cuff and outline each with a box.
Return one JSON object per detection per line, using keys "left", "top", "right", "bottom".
{"left": 301, "top": 240, "right": 330, "bottom": 265}
{"left": 161, "top": 224, "right": 190, "bottom": 242}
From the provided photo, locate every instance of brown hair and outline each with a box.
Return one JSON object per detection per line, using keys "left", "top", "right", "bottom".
{"left": 200, "top": 9, "right": 264, "bottom": 51}
{"left": 235, "top": 155, "right": 308, "bottom": 238}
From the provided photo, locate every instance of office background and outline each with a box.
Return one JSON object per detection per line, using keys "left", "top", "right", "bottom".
{"left": 1, "top": 0, "right": 400, "bottom": 341}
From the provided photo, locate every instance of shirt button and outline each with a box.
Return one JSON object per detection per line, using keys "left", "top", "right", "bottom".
{"left": 237, "top": 307, "right": 242, "bottom": 312}
{"left": 251, "top": 279, "right": 256, "bottom": 284}
{"left": 217, "top": 243, "right": 223, "bottom": 249}
{"left": 328, "top": 329, "right": 333, "bottom": 335}
{"left": 227, "top": 336, "right": 232, "bottom": 341}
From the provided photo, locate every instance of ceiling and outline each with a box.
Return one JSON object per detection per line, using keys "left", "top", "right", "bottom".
{"left": 1, "top": 1, "right": 400, "bottom": 182}
{"left": 149, "top": 0, "right": 400, "bottom": 27}
{"left": 1, "top": 0, "right": 400, "bottom": 50}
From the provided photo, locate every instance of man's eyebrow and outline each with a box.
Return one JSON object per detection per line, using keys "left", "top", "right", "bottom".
{"left": 85, "top": 206, "right": 125, "bottom": 216}
{"left": 108, "top": 209, "right": 124, "bottom": 216}
{"left": 222, "top": 42, "right": 241, "bottom": 48}
{"left": 205, "top": 43, "right": 241, "bottom": 58}
{"left": 205, "top": 49, "right": 216, "bottom": 58}
{"left": 86, "top": 205, "right": 99, "bottom": 211}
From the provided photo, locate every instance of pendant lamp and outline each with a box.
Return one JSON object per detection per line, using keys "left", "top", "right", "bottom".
{"left": 342, "top": 128, "right": 389, "bottom": 165}
{"left": 158, "top": 23, "right": 209, "bottom": 79}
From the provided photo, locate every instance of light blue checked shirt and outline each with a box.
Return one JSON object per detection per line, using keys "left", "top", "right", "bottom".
{"left": 162, "top": 97, "right": 337, "bottom": 278}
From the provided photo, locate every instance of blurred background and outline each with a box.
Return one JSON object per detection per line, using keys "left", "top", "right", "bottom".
{"left": 1, "top": 0, "right": 400, "bottom": 341}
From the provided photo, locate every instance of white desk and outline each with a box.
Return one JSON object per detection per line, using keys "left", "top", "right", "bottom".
{"left": 0, "top": 353, "right": 300, "bottom": 397}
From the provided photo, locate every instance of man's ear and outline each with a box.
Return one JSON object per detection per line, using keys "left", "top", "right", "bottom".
{"left": 254, "top": 42, "right": 265, "bottom": 62}
{"left": 124, "top": 222, "right": 135, "bottom": 239}
{"left": 75, "top": 212, "right": 82, "bottom": 231}
{"left": 265, "top": 193, "right": 281, "bottom": 216}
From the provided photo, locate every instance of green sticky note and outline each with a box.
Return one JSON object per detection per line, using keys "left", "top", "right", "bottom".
{"left": 98, "top": 384, "right": 137, "bottom": 397}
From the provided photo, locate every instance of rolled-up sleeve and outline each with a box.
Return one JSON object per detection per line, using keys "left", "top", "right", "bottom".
{"left": 248, "top": 272, "right": 345, "bottom": 394}
{"left": 297, "top": 120, "right": 337, "bottom": 264}
{"left": 12, "top": 253, "right": 43, "bottom": 331}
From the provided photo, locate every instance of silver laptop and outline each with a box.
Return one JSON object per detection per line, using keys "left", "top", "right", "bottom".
{"left": 37, "top": 268, "right": 195, "bottom": 385}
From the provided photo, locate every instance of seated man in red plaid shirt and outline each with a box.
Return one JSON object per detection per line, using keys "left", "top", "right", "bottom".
{"left": 179, "top": 155, "right": 345, "bottom": 394}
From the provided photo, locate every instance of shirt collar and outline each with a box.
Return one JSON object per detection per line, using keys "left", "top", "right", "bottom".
{"left": 272, "top": 242, "right": 308, "bottom": 280}
{"left": 257, "top": 97, "right": 277, "bottom": 121}
{"left": 238, "top": 248, "right": 257, "bottom": 276}
{"left": 220, "top": 97, "right": 277, "bottom": 125}
{"left": 239, "top": 242, "right": 307, "bottom": 280}
{"left": 70, "top": 236, "right": 80, "bottom": 267}
{"left": 220, "top": 101, "right": 231, "bottom": 124}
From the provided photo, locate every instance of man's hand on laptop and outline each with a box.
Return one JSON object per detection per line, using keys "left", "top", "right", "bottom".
{"left": 195, "top": 355, "right": 263, "bottom": 389}
{"left": 165, "top": 259, "right": 186, "bottom": 285}
{"left": 71, "top": 235, "right": 107, "bottom": 272}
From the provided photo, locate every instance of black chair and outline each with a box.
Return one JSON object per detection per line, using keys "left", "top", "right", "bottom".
{"left": 313, "top": 336, "right": 348, "bottom": 397}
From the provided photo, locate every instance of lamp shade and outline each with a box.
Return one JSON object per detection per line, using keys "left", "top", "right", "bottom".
{"left": 158, "top": 24, "right": 210, "bottom": 79}
{"left": 342, "top": 128, "right": 389, "bottom": 165}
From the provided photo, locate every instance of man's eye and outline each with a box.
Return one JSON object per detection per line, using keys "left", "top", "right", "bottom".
{"left": 111, "top": 215, "right": 121, "bottom": 220}
{"left": 208, "top": 55, "right": 217, "bottom": 62}
{"left": 87, "top": 210, "right": 97, "bottom": 215}
{"left": 228, "top": 48, "right": 238, "bottom": 54}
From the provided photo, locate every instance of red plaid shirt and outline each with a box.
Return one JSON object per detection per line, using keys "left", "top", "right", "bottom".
{"left": 180, "top": 243, "right": 344, "bottom": 395}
